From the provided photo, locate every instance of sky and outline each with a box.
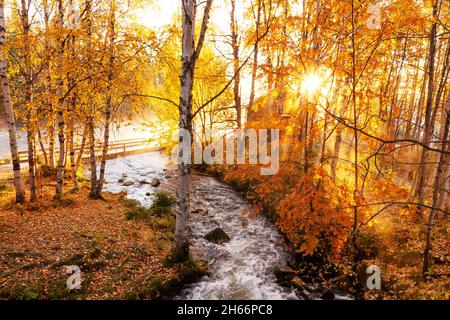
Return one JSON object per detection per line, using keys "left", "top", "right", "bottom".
{"left": 136, "top": 0, "right": 246, "bottom": 33}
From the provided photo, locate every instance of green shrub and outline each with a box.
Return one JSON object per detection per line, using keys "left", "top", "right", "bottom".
{"left": 150, "top": 191, "right": 175, "bottom": 215}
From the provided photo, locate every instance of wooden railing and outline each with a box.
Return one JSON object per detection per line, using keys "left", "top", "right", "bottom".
{"left": 17, "top": 138, "right": 161, "bottom": 163}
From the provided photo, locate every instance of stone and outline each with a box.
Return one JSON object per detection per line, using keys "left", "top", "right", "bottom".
{"left": 321, "top": 289, "right": 335, "bottom": 300}
{"left": 150, "top": 178, "right": 161, "bottom": 187}
{"left": 204, "top": 228, "right": 230, "bottom": 244}
{"left": 122, "top": 180, "right": 134, "bottom": 187}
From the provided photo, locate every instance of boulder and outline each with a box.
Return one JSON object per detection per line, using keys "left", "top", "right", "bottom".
{"left": 150, "top": 178, "right": 161, "bottom": 187}
{"left": 204, "top": 228, "right": 230, "bottom": 244}
{"left": 321, "top": 289, "right": 335, "bottom": 300}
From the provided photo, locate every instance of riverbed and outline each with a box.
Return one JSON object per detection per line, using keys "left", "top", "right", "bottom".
{"left": 102, "top": 152, "right": 300, "bottom": 300}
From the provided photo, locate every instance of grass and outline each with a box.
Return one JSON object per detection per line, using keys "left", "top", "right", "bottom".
{"left": 124, "top": 191, "right": 176, "bottom": 221}
{"left": 150, "top": 191, "right": 176, "bottom": 215}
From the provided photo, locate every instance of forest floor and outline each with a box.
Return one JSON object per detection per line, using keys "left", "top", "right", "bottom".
{"left": 0, "top": 175, "right": 206, "bottom": 300}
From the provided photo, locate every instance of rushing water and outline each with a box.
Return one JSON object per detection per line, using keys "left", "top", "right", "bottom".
{"left": 102, "top": 152, "right": 300, "bottom": 300}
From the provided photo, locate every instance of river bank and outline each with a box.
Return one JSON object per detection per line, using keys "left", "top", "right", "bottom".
{"left": 0, "top": 179, "right": 207, "bottom": 300}
{"left": 201, "top": 163, "right": 449, "bottom": 300}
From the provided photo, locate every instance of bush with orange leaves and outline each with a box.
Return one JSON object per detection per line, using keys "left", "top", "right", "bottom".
{"left": 277, "top": 167, "right": 354, "bottom": 260}
{"left": 224, "top": 162, "right": 302, "bottom": 220}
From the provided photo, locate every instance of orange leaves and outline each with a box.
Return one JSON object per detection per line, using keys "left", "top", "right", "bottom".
{"left": 277, "top": 167, "right": 353, "bottom": 259}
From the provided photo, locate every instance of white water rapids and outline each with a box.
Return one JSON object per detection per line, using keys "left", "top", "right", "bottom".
{"left": 102, "top": 152, "right": 300, "bottom": 300}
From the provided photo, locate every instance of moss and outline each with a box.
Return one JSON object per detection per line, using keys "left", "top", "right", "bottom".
{"left": 0, "top": 285, "right": 42, "bottom": 300}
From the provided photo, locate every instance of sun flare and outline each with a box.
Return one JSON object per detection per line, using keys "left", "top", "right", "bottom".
{"left": 302, "top": 74, "right": 323, "bottom": 95}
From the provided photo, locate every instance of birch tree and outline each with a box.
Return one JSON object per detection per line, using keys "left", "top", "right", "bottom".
{"left": 173, "top": 0, "right": 213, "bottom": 261}
{"left": 0, "top": 1, "right": 25, "bottom": 203}
{"left": 95, "top": 0, "right": 116, "bottom": 198}
{"left": 55, "top": 0, "right": 66, "bottom": 200}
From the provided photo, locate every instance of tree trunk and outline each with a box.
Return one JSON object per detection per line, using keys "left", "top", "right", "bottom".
{"left": 67, "top": 1, "right": 79, "bottom": 192}
{"left": 75, "top": 124, "right": 88, "bottom": 171}
{"left": 331, "top": 125, "right": 342, "bottom": 182}
{"left": 20, "top": 0, "right": 37, "bottom": 202}
{"left": 85, "top": 0, "right": 97, "bottom": 198}
{"left": 44, "top": 0, "right": 55, "bottom": 169}
{"left": 248, "top": 0, "right": 261, "bottom": 122}
{"left": 438, "top": 94, "right": 450, "bottom": 212}
{"left": 95, "top": 0, "right": 116, "bottom": 198}
{"left": 0, "top": 3, "right": 25, "bottom": 203}
{"left": 37, "top": 127, "right": 48, "bottom": 166}
{"left": 173, "top": 0, "right": 212, "bottom": 262}
{"left": 55, "top": 0, "right": 66, "bottom": 200}
{"left": 416, "top": 1, "right": 438, "bottom": 217}
{"left": 422, "top": 98, "right": 449, "bottom": 275}
{"left": 230, "top": 0, "right": 241, "bottom": 128}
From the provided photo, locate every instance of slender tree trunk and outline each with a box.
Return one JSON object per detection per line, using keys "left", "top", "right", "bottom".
{"left": 230, "top": 0, "right": 241, "bottom": 128}
{"left": 173, "top": 0, "right": 196, "bottom": 262}
{"left": 55, "top": 0, "right": 66, "bottom": 200}
{"left": 173, "top": 0, "right": 212, "bottom": 262}
{"left": 20, "top": 0, "right": 37, "bottom": 202}
{"left": 67, "top": 1, "right": 79, "bottom": 192}
{"left": 85, "top": 0, "right": 97, "bottom": 198}
{"left": 416, "top": 1, "right": 438, "bottom": 216}
{"left": 331, "top": 125, "right": 342, "bottom": 182}
{"left": 37, "top": 127, "right": 48, "bottom": 166}
{"left": 0, "top": 3, "right": 25, "bottom": 203}
{"left": 351, "top": 0, "right": 360, "bottom": 251}
{"left": 69, "top": 119, "right": 78, "bottom": 191}
{"left": 75, "top": 124, "right": 88, "bottom": 171}
{"left": 438, "top": 94, "right": 450, "bottom": 212}
{"left": 44, "top": 0, "right": 55, "bottom": 169}
{"left": 423, "top": 99, "right": 449, "bottom": 275}
{"left": 95, "top": 0, "right": 116, "bottom": 197}
{"left": 248, "top": 0, "right": 261, "bottom": 122}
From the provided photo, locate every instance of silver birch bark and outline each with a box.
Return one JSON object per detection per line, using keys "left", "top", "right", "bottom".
{"left": 55, "top": 0, "right": 66, "bottom": 200}
{"left": 95, "top": 0, "right": 116, "bottom": 198}
{"left": 173, "top": 0, "right": 212, "bottom": 261}
{"left": 0, "top": 2, "right": 25, "bottom": 203}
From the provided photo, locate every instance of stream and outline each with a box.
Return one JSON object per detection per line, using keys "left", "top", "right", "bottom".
{"left": 102, "top": 152, "right": 301, "bottom": 300}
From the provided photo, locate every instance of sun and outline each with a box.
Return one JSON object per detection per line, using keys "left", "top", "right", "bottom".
{"left": 302, "top": 74, "right": 323, "bottom": 95}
